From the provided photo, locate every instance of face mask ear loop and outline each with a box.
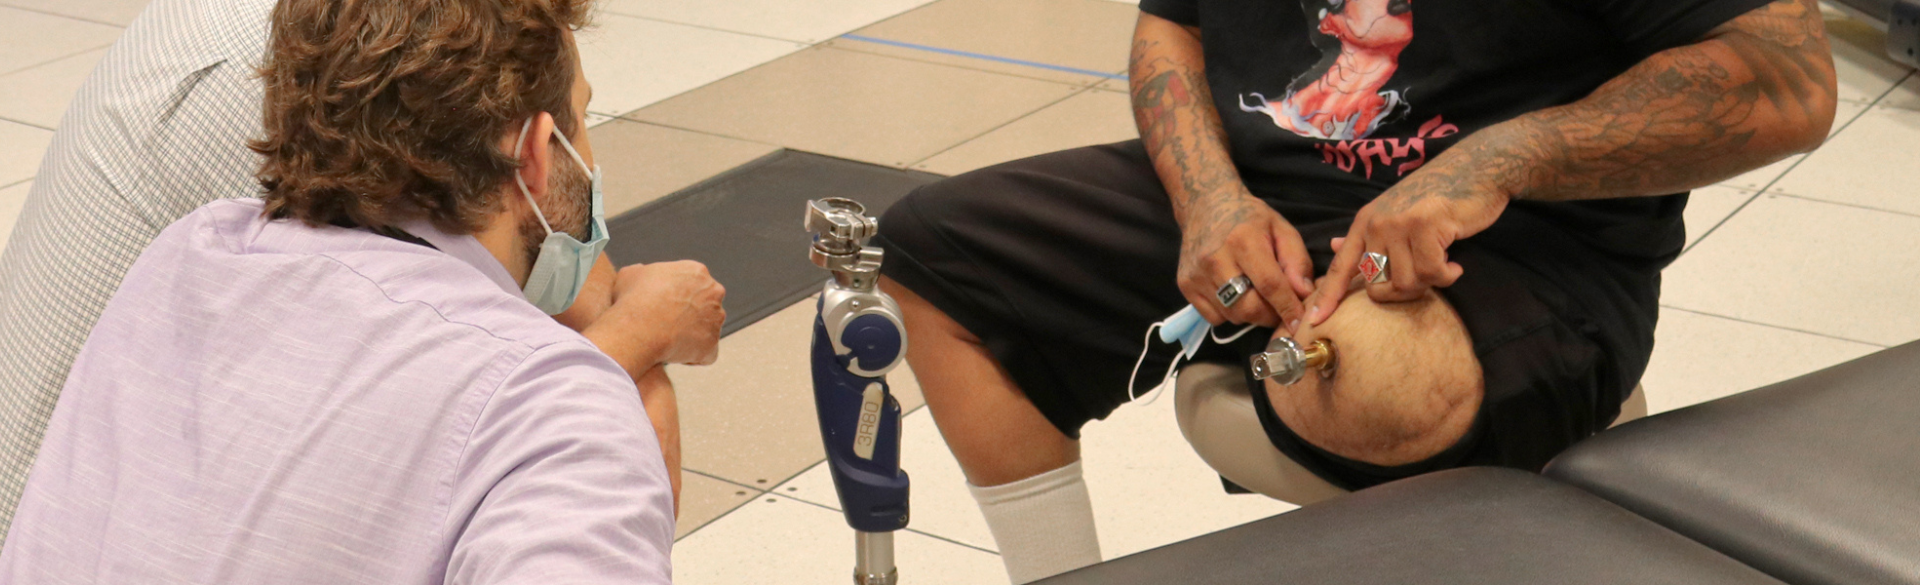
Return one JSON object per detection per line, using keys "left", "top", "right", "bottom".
{"left": 548, "top": 125, "right": 594, "bottom": 175}
{"left": 1210, "top": 323, "right": 1258, "bottom": 345}
{"left": 1134, "top": 322, "right": 1253, "bottom": 408}
{"left": 1128, "top": 319, "right": 1190, "bottom": 407}
{"left": 1127, "top": 321, "right": 1168, "bottom": 403}
{"left": 1131, "top": 355, "right": 1184, "bottom": 407}
{"left": 511, "top": 117, "right": 557, "bottom": 236}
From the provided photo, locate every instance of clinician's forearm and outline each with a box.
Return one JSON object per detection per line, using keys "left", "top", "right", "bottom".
{"left": 583, "top": 322, "right": 671, "bottom": 382}
{"left": 1422, "top": 0, "right": 1836, "bottom": 203}
{"left": 636, "top": 365, "right": 682, "bottom": 515}
{"left": 553, "top": 253, "right": 618, "bottom": 332}
{"left": 1129, "top": 12, "right": 1254, "bottom": 226}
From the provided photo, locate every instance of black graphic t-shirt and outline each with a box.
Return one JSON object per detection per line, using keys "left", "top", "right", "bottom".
{"left": 1138, "top": 0, "right": 1773, "bottom": 263}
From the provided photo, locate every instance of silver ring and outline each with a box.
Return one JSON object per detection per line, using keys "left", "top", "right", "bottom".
{"left": 1360, "top": 252, "right": 1390, "bottom": 285}
{"left": 1216, "top": 275, "right": 1253, "bottom": 308}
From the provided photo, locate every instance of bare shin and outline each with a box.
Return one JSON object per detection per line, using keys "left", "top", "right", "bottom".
{"left": 881, "top": 277, "right": 1079, "bottom": 487}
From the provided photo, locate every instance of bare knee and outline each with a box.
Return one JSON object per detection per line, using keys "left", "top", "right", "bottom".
{"left": 879, "top": 276, "right": 1075, "bottom": 485}
{"left": 1264, "top": 288, "right": 1482, "bottom": 466}
{"left": 883, "top": 277, "right": 981, "bottom": 345}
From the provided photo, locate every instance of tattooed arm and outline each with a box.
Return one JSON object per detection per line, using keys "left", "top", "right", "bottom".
{"left": 1443, "top": 0, "right": 1837, "bottom": 201}
{"left": 1131, "top": 11, "right": 1314, "bottom": 330}
{"left": 1308, "top": 0, "right": 1837, "bottom": 324}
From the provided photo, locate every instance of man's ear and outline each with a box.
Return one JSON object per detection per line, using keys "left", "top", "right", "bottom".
{"left": 513, "top": 112, "right": 558, "bottom": 208}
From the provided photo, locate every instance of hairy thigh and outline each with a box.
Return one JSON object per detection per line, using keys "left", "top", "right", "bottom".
{"left": 1264, "top": 286, "right": 1482, "bottom": 466}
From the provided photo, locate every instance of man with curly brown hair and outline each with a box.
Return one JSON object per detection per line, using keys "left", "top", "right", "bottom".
{"left": 0, "top": 1, "right": 715, "bottom": 582}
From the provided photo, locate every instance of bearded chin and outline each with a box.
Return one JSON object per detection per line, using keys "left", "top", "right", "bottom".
{"left": 518, "top": 163, "right": 593, "bottom": 264}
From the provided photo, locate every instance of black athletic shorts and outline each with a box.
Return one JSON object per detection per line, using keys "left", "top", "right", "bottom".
{"left": 872, "top": 140, "right": 1671, "bottom": 490}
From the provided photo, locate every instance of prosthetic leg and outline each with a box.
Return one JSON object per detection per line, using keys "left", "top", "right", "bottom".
{"left": 805, "top": 198, "right": 910, "bottom": 585}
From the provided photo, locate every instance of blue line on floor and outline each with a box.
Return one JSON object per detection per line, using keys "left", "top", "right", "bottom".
{"left": 840, "top": 34, "right": 1128, "bottom": 81}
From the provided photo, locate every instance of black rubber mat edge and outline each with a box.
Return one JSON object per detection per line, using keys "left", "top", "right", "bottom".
{"left": 603, "top": 149, "right": 944, "bottom": 336}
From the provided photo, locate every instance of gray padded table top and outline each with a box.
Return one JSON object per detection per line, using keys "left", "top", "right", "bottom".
{"left": 1546, "top": 341, "right": 1920, "bottom": 585}
{"left": 1037, "top": 467, "right": 1783, "bottom": 585}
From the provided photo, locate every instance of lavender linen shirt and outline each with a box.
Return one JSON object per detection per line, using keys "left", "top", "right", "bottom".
{"left": 0, "top": 199, "right": 673, "bottom": 584}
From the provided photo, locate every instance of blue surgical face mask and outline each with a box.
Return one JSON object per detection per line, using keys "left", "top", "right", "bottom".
{"left": 513, "top": 117, "right": 609, "bottom": 315}
{"left": 1125, "top": 305, "right": 1258, "bottom": 405}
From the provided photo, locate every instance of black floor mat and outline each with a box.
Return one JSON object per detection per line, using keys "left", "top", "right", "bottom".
{"left": 603, "top": 150, "right": 944, "bottom": 336}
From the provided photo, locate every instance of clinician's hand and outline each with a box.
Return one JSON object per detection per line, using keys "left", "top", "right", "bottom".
{"left": 588, "top": 260, "right": 727, "bottom": 371}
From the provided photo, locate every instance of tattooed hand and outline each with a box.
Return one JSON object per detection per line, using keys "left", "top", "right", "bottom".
{"left": 1132, "top": 12, "right": 1315, "bottom": 328}
{"left": 1310, "top": 162, "right": 1508, "bottom": 320}
{"left": 1177, "top": 193, "right": 1317, "bottom": 329}
{"left": 1305, "top": 0, "right": 1834, "bottom": 326}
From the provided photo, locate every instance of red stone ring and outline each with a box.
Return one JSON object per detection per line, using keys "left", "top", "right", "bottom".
{"left": 1359, "top": 252, "right": 1390, "bottom": 285}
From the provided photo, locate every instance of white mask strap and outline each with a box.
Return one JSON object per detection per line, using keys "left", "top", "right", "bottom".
{"left": 548, "top": 123, "right": 592, "bottom": 175}
{"left": 1125, "top": 322, "right": 1258, "bottom": 407}
{"left": 512, "top": 117, "right": 556, "bottom": 235}
{"left": 1211, "top": 323, "right": 1258, "bottom": 345}
{"left": 511, "top": 115, "right": 593, "bottom": 235}
{"left": 1126, "top": 320, "right": 1186, "bottom": 407}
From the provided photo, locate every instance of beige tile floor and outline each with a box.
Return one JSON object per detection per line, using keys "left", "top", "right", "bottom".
{"left": 2, "top": 0, "right": 1919, "bottom": 583}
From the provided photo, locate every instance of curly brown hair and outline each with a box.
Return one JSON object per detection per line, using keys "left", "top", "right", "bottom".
{"left": 252, "top": 0, "right": 592, "bottom": 234}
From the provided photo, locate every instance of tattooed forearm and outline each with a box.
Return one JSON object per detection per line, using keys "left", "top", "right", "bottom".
{"left": 1130, "top": 13, "right": 1254, "bottom": 231}
{"left": 1421, "top": 0, "right": 1836, "bottom": 203}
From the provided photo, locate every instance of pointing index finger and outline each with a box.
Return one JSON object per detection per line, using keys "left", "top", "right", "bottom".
{"left": 1311, "top": 227, "right": 1366, "bottom": 327}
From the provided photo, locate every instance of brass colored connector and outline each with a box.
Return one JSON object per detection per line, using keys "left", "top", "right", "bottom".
{"left": 1301, "top": 338, "right": 1336, "bottom": 377}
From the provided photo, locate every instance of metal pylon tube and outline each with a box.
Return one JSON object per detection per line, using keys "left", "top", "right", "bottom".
{"left": 854, "top": 531, "right": 898, "bottom": 585}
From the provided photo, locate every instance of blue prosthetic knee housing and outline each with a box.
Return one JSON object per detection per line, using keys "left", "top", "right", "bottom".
{"left": 811, "top": 295, "right": 910, "bottom": 532}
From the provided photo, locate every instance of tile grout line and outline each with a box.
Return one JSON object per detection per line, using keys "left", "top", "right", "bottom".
{"left": 1660, "top": 304, "right": 1891, "bottom": 348}
{"left": 586, "top": 6, "right": 1005, "bottom": 123}
{"left": 826, "top": 40, "right": 1115, "bottom": 89}
{"left": 600, "top": 12, "right": 817, "bottom": 46}
{"left": 839, "top": 34, "right": 1128, "bottom": 80}
{"left": 837, "top": 0, "right": 943, "bottom": 37}
{"left": 1763, "top": 190, "right": 1920, "bottom": 220}
{"left": 905, "top": 86, "right": 1103, "bottom": 169}
{"left": 0, "top": 177, "right": 30, "bottom": 191}
{"left": 0, "top": 115, "right": 55, "bottom": 132}
{"left": 593, "top": 116, "right": 787, "bottom": 153}
{"left": 684, "top": 467, "right": 772, "bottom": 493}
{"left": 675, "top": 462, "right": 828, "bottom": 544}
{"left": 673, "top": 500, "right": 757, "bottom": 543}
{"left": 677, "top": 404, "right": 931, "bottom": 543}
{"left": 673, "top": 469, "right": 769, "bottom": 543}
{"left": 747, "top": 402, "right": 929, "bottom": 499}
{"left": 0, "top": 4, "right": 124, "bottom": 28}
{"left": 0, "top": 41, "right": 115, "bottom": 81}
{"left": 612, "top": 41, "right": 1097, "bottom": 137}
{"left": 1678, "top": 70, "right": 1909, "bottom": 256}
{"left": 592, "top": 41, "right": 811, "bottom": 122}
{"left": 770, "top": 491, "right": 1002, "bottom": 557}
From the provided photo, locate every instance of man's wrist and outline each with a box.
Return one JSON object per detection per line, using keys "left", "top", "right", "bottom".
{"left": 583, "top": 316, "right": 672, "bottom": 379}
{"left": 1417, "top": 123, "right": 1535, "bottom": 205}
{"left": 1173, "top": 184, "right": 1257, "bottom": 227}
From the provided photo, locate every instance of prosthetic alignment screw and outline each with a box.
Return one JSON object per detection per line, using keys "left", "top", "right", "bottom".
{"left": 1250, "top": 337, "right": 1337, "bottom": 385}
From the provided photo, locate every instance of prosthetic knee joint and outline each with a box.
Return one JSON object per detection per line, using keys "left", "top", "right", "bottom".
{"left": 806, "top": 198, "right": 909, "bottom": 585}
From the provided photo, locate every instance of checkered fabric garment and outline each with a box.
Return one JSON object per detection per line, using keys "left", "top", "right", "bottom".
{"left": 0, "top": 0, "right": 273, "bottom": 548}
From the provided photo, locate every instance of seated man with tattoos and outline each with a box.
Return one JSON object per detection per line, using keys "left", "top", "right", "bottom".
{"left": 870, "top": 0, "right": 1838, "bottom": 582}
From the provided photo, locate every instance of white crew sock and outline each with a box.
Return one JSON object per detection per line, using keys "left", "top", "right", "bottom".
{"left": 969, "top": 460, "right": 1103, "bottom": 584}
